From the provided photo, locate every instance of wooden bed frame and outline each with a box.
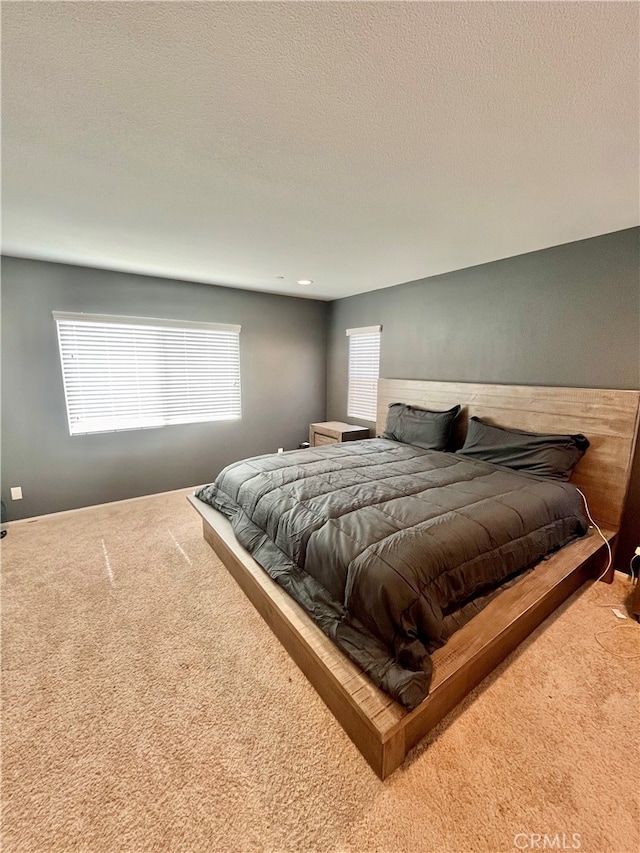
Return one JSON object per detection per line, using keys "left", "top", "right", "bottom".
{"left": 189, "top": 380, "right": 640, "bottom": 779}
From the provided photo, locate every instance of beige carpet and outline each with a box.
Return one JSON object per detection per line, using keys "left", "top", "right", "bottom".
{"left": 2, "top": 490, "right": 639, "bottom": 853}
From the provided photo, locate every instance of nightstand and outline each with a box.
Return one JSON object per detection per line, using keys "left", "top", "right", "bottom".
{"left": 309, "top": 421, "right": 370, "bottom": 447}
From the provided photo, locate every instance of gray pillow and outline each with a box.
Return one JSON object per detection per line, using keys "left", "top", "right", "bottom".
{"left": 382, "top": 403, "right": 461, "bottom": 451}
{"left": 457, "top": 417, "right": 589, "bottom": 480}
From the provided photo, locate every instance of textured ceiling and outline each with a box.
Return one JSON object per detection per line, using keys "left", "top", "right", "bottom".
{"left": 2, "top": 1, "right": 638, "bottom": 300}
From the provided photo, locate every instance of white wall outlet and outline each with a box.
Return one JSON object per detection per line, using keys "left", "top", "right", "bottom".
{"left": 277, "top": 448, "right": 284, "bottom": 454}
{"left": 10, "top": 486, "right": 23, "bottom": 500}
{"left": 635, "top": 546, "right": 640, "bottom": 557}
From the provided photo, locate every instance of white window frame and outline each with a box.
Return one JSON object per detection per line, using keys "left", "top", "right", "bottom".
{"left": 346, "top": 325, "right": 381, "bottom": 422}
{"left": 53, "top": 311, "right": 242, "bottom": 435}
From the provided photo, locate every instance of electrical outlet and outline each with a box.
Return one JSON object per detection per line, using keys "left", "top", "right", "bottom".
{"left": 635, "top": 546, "right": 640, "bottom": 557}
{"left": 10, "top": 486, "right": 23, "bottom": 500}
{"left": 277, "top": 448, "right": 284, "bottom": 454}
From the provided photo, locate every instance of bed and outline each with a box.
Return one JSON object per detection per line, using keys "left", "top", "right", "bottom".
{"left": 189, "top": 380, "right": 640, "bottom": 778}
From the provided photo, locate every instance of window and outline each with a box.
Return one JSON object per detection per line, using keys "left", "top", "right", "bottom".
{"left": 346, "top": 325, "right": 381, "bottom": 421}
{"left": 53, "top": 312, "right": 241, "bottom": 435}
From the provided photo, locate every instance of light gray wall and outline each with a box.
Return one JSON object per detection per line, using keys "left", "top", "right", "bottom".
{"left": 1, "top": 257, "right": 328, "bottom": 520}
{"left": 327, "top": 227, "right": 640, "bottom": 569}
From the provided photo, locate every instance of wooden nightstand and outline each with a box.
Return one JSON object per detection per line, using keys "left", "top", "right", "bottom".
{"left": 309, "top": 421, "right": 370, "bottom": 447}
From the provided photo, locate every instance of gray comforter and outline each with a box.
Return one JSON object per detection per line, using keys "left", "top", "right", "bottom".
{"left": 197, "top": 439, "right": 587, "bottom": 709}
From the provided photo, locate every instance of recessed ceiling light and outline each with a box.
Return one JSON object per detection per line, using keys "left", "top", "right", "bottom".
{"left": 297, "top": 279, "right": 313, "bottom": 286}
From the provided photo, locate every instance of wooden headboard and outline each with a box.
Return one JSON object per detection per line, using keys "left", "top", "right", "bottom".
{"left": 377, "top": 379, "right": 640, "bottom": 530}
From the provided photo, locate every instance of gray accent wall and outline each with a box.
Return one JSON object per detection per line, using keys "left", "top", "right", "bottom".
{"left": 3, "top": 230, "right": 638, "bottom": 569}
{"left": 1, "top": 257, "right": 328, "bottom": 520}
{"left": 327, "top": 227, "right": 640, "bottom": 569}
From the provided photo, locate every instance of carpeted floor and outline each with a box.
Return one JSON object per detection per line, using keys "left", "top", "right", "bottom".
{"left": 2, "top": 489, "right": 639, "bottom": 853}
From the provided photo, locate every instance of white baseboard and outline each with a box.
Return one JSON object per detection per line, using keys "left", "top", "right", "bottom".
{"left": 4, "top": 485, "right": 204, "bottom": 526}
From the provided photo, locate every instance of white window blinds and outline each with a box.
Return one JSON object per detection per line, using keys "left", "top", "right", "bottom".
{"left": 53, "top": 312, "right": 241, "bottom": 435}
{"left": 346, "top": 325, "right": 381, "bottom": 421}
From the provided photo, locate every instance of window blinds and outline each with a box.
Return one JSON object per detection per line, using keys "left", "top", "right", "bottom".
{"left": 346, "top": 325, "right": 381, "bottom": 421}
{"left": 53, "top": 312, "right": 241, "bottom": 435}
